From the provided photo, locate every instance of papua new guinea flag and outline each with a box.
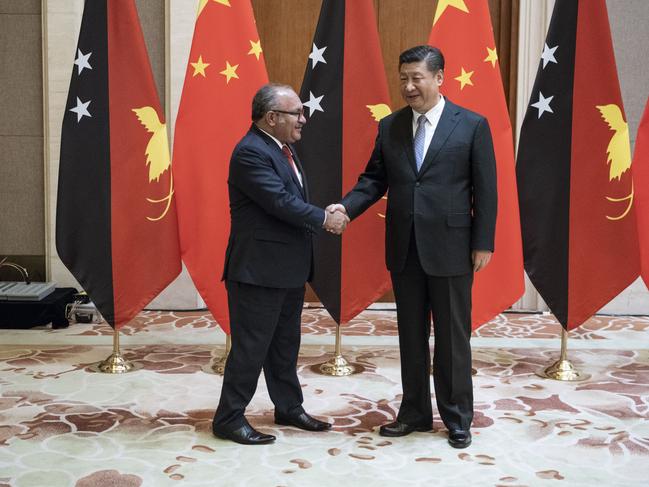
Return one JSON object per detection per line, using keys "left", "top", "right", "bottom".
{"left": 516, "top": 0, "right": 639, "bottom": 330}
{"left": 56, "top": 0, "right": 181, "bottom": 328}
{"left": 295, "top": 0, "right": 391, "bottom": 324}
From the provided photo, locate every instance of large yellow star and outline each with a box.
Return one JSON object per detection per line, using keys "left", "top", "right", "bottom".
{"left": 190, "top": 55, "right": 210, "bottom": 77}
{"left": 454, "top": 67, "right": 474, "bottom": 90}
{"left": 433, "top": 0, "right": 469, "bottom": 25}
{"left": 198, "top": 0, "right": 230, "bottom": 17}
{"left": 248, "top": 40, "right": 263, "bottom": 61}
{"left": 220, "top": 61, "right": 239, "bottom": 84}
{"left": 484, "top": 47, "right": 498, "bottom": 68}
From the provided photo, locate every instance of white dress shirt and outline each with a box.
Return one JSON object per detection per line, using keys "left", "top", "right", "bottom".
{"left": 411, "top": 95, "right": 446, "bottom": 157}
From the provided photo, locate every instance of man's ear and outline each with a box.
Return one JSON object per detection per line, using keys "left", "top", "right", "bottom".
{"left": 265, "top": 111, "right": 276, "bottom": 127}
{"left": 436, "top": 69, "right": 444, "bottom": 86}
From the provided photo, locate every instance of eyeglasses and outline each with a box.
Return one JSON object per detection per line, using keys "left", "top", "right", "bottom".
{"left": 270, "top": 108, "right": 304, "bottom": 117}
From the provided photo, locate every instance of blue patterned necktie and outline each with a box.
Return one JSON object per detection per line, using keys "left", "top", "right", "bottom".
{"left": 414, "top": 114, "right": 427, "bottom": 171}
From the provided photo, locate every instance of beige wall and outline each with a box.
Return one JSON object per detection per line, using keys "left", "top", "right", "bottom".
{"left": 0, "top": 0, "right": 45, "bottom": 279}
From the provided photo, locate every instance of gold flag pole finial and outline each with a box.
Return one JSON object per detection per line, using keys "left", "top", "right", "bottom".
{"left": 206, "top": 334, "right": 232, "bottom": 375}
{"left": 89, "top": 326, "right": 141, "bottom": 373}
{"left": 312, "top": 324, "right": 364, "bottom": 376}
{"left": 535, "top": 327, "right": 590, "bottom": 381}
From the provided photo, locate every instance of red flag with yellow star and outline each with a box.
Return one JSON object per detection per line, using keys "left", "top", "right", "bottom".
{"left": 172, "top": 0, "right": 268, "bottom": 333}
{"left": 428, "top": 0, "right": 524, "bottom": 329}
{"left": 633, "top": 96, "right": 649, "bottom": 288}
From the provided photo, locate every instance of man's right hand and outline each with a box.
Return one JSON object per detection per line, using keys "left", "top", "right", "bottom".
{"left": 323, "top": 206, "right": 349, "bottom": 234}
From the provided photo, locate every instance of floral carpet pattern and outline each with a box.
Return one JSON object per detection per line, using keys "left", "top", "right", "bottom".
{"left": 0, "top": 311, "right": 648, "bottom": 486}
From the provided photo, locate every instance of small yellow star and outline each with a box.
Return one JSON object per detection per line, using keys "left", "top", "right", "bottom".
{"left": 454, "top": 67, "right": 474, "bottom": 90}
{"left": 248, "top": 40, "right": 263, "bottom": 61}
{"left": 190, "top": 55, "right": 210, "bottom": 77}
{"left": 198, "top": 0, "right": 230, "bottom": 17}
{"left": 484, "top": 47, "right": 498, "bottom": 68}
{"left": 220, "top": 61, "right": 239, "bottom": 84}
{"left": 433, "top": 0, "right": 469, "bottom": 25}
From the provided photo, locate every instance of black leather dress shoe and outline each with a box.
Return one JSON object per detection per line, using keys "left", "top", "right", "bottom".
{"left": 379, "top": 420, "right": 432, "bottom": 437}
{"left": 275, "top": 412, "right": 332, "bottom": 431}
{"left": 448, "top": 429, "right": 472, "bottom": 448}
{"left": 213, "top": 422, "right": 276, "bottom": 445}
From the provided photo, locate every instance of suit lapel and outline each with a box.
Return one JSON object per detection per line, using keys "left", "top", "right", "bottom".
{"left": 251, "top": 125, "right": 306, "bottom": 200}
{"left": 395, "top": 108, "right": 419, "bottom": 176}
{"left": 418, "top": 100, "right": 461, "bottom": 176}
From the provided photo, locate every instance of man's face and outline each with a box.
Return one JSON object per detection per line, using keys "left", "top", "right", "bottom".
{"left": 268, "top": 90, "right": 306, "bottom": 144}
{"left": 399, "top": 61, "right": 443, "bottom": 113}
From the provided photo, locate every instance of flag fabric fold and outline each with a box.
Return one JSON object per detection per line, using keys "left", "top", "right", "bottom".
{"left": 634, "top": 96, "right": 649, "bottom": 288}
{"left": 295, "top": 0, "right": 392, "bottom": 324}
{"left": 56, "top": 0, "right": 181, "bottom": 328}
{"left": 516, "top": 0, "right": 639, "bottom": 329}
{"left": 172, "top": 0, "right": 269, "bottom": 333}
{"left": 428, "top": 0, "right": 524, "bottom": 329}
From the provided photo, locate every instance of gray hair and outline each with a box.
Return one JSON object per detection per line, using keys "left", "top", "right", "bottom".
{"left": 251, "top": 83, "right": 294, "bottom": 122}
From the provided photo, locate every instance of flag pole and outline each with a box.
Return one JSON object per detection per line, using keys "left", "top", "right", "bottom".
{"left": 535, "top": 327, "right": 590, "bottom": 381}
{"left": 206, "top": 334, "right": 231, "bottom": 375}
{"left": 89, "top": 326, "right": 141, "bottom": 373}
{"left": 313, "top": 324, "right": 364, "bottom": 376}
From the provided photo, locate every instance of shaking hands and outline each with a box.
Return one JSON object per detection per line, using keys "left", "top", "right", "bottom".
{"left": 323, "top": 204, "right": 349, "bottom": 235}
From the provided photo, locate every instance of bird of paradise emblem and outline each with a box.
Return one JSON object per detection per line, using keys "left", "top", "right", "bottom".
{"left": 596, "top": 104, "right": 633, "bottom": 221}
{"left": 132, "top": 107, "right": 174, "bottom": 221}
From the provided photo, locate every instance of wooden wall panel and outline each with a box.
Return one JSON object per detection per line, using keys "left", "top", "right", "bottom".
{"left": 250, "top": 0, "right": 518, "bottom": 303}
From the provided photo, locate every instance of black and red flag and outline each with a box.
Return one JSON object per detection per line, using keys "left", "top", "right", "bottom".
{"left": 516, "top": 0, "right": 639, "bottom": 329}
{"left": 634, "top": 96, "right": 649, "bottom": 288}
{"left": 56, "top": 0, "right": 181, "bottom": 328}
{"left": 295, "top": 0, "right": 391, "bottom": 324}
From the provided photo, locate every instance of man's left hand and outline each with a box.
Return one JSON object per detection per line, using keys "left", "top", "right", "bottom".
{"left": 472, "top": 250, "right": 492, "bottom": 272}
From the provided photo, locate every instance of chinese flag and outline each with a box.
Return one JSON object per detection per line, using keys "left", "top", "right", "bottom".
{"left": 634, "top": 96, "right": 649, "bottom": 288}
{"left": 57, "top": 0, "right": 181, "bottom": 328}
{"left": 428, "top": 0, "right": 524, "bottom": 329}
{"left": 517, "top": 0, "right": 639, "bottom": 329}
{"left": 172, "top": 0, "right": 268, "bottom": 333}
{"left": 295, "top": 0, "right": 391, "bottom": 324}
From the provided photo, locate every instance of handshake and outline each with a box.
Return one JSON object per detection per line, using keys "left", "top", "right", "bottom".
{"left": 323, "top": 204, "right": 349, "bottom": 235}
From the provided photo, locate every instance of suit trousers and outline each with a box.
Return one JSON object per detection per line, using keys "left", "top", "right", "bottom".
{"left": 390, "top": 231, "right": 474, "bottom": 431}
{"left": 213, "top": 280, "right": 306, "bottom": 430}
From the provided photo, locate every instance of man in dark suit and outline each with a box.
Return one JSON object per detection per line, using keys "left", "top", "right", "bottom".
{"left": 330, "top": 45, "right": 497, "bottom": 448}
{"left": 212, "top": 83, "right": 348, "bottom": 445}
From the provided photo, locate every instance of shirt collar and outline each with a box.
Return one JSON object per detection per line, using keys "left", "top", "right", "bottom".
{"left": 257, "top": 126, "right": 284, "bottom": 150}
{"left": 412, "top": 95, "right": 445, "bottom": 124}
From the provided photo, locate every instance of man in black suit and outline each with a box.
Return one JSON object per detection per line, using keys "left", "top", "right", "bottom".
{"left": 330, "top": 46, "right": 497, "bottom": 448}
{"left": 212, "top": 83, "right": 348, "bottom": 445}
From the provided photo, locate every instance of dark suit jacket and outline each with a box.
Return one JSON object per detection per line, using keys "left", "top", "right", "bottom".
{"left": 341, "top": 99, "right": 497, "bottom": 276}
{"left": 222, "top": 124, "right": 326, "bottom": 288}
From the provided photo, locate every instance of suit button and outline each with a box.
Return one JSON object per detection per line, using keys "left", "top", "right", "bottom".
{"left": 415, "top": 182, "right": 420, "bottom": 187}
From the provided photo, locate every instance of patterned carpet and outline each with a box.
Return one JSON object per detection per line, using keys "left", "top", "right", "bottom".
{"left": 1, "top": 310, "right": 648, "bottom": 486}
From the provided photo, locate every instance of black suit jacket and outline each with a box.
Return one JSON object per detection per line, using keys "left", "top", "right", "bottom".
{"left": 341, "top": 99, "right": 497, "bottom": 276}
{"left": 222, "top": 125, "right": 325, "bottom": 288}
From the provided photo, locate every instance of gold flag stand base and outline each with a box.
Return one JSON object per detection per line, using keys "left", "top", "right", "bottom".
{"left": 535, "top": 328, "right": 590, "bottom": 381}
{"left": 88, "top": 327, "right": 141, "bottom": 374}
{"left": 204, "top": 335, "right": 232, "bottom": 375}
{"left": 311, "top": 325, "right": 364, "bottom": 376}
